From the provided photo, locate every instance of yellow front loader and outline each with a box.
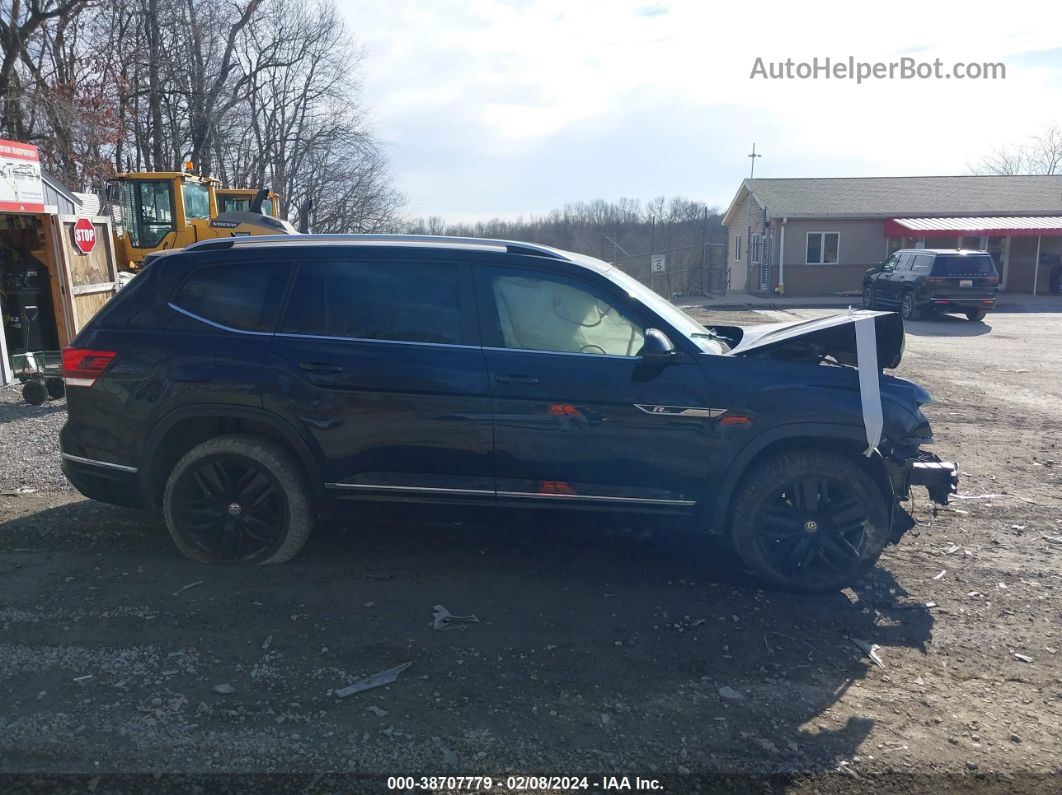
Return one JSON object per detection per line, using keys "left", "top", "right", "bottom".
{"left": 216, "top": 187, "right": 281, "bottom": 218}
{"left": 108, "top": 173, "right": 296, "bottom": 270}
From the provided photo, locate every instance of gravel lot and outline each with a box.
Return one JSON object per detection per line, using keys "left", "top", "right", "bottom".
{"left": 0, "top": 386, "right": 69, "bottom": 494}
{"left": 0, "top": 308, "right": 1060, "bottom": 793}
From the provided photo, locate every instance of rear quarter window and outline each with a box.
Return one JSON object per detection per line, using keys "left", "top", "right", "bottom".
{"left": 171, "top": 259, "right": 290, "bottom": 332}
{"left": 932, "top": 255, "right": 996, "bottom": 276}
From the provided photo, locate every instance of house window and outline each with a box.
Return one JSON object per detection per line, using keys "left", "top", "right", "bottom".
{"left": 750, "top": 234, "right": 763, "bottom": 265}
{"left": 734, "top": 234, "right": 742, "bottom": 261}
{"left": 806, "top": 232, "right": 839, "bottom": 264}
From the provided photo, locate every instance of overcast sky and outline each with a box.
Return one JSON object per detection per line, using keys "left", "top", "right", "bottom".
{"left": 338, "top": 0, "right": 1062, "bottom": 221}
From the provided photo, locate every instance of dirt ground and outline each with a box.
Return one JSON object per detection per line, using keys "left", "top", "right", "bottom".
{"left": 1, "top": 308, "right": 1060, "bottom": 793}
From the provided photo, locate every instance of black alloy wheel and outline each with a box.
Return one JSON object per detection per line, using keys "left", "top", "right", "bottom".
{"left": 862, "top": 285, "right": 875, "bottom": 309}
{"left": 729, "top": 450, "right": 891, "bottom": 592}
{"left": 755, "top": 476, "right": 868, "bottom": 580}
{"left": 900, "top": 291, "right": 921, "bottom": 321}
{"left": 170, "top": 453, "right": 288, "bottom": 563}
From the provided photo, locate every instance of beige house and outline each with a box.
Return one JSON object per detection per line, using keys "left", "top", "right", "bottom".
{"left": 722, "top": 176, "right": 1062, "bottom": 296}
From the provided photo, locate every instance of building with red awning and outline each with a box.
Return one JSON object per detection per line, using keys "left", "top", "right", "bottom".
{"left": 723, "top": 176, "right": 1062, "bottom": 296}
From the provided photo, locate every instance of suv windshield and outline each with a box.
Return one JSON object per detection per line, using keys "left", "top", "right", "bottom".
{"left": 932, "top": 255, "right": 996, "bottom": 277}
{"left": 604, "top": 266, "right": 728, "bottom": 354}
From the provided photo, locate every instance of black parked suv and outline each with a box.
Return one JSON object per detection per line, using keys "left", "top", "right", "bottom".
{"left": 60, "top": 235, "right": 957, "bottom": 592}
{"left": 862, "top": 248, "right": 999, "bottom": 321}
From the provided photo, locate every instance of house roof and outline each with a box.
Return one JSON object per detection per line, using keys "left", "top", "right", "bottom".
{"left": 722, "top": 175, "right": 1062, "bottom": 225}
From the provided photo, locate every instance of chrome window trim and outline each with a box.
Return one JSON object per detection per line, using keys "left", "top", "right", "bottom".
{"left": 275, "top": 332, "right": 477, "bottom": 350}
{"left": 481, "top": 346, "right": 639, "bottom": 361}
{"left": 167, "top": 302, "right": 275, "bottom": 336}
{"left": 167, "top": 303, "right": 479, "bottom": 350}
{"left": 61, "top": 453, "right": 138, "bottom": 474}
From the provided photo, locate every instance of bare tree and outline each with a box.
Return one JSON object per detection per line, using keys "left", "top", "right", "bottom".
{"left": 1, "top": 0, "right": 90, "bottom": 138}
{"left": 972, "top": 124, "right": 1062, "bottom": 175}
{"left": 2, "top": 0, "right": 403, "bottom": 230}
{"left": 404, "top": 196, "right": 726, "bottom": 291}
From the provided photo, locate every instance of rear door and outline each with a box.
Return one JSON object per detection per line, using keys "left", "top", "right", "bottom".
{"left": 474, "top": 262, "right": 716, "bottom": 510}
{"left": 263, "top": 252, "right": 494, "bottom": 504}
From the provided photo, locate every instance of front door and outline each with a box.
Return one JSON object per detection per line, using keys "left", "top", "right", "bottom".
{"left": 263, "top": 255, "right": 493, "bottom": 503}
{"left": 474, "top": 263, "right": 716, "bottom": 510}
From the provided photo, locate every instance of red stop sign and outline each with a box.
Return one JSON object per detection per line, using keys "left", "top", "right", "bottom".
{"left": 72, "top": 217, "right": 97, "bottom": 255}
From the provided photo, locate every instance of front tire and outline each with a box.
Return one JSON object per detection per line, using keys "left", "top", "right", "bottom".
{"left": 162, "top": 435, "right": 314, "bottom": 565}
{"left": 862, "top": 285, "right": 875, "bottom": 309}
{"left": 730, "top": 451, "right": 891, "bottom": 593}
{"left": 900, "top": 291, "right": 922, "bottom": 321}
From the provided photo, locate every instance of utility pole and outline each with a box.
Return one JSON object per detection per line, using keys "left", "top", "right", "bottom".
{"left": 748, "top": 143, "right": 762, "bottom": 178}
{"left": 700, "top": 205, "right": 709, "bottom": 294}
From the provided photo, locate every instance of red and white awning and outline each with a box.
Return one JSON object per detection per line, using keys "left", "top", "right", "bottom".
{"left": 886, "top": 216, "right": 1062, "bottom": 238}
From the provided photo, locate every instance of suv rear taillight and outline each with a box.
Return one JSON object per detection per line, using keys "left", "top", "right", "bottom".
{"left": 63, "top": 348, "right": 116, "bottom": 387}
{"left": 985, "top": 274, "right": 999, "bottom": 286}
{"left": 926, "top": 277, "right": 947, "bottom": 285}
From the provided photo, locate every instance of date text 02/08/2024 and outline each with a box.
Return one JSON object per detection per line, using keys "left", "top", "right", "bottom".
{"left": 386, "top": 775, "right": 665, "bottom": 791}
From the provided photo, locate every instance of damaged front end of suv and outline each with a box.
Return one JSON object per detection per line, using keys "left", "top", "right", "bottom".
{"left": 709, "top": 309, "right": 958, "bottom": 552}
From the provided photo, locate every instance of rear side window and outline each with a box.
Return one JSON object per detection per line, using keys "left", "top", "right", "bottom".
{"left": 912, "top": 254, "right": 933, "bottom": 272}
{"left": 171, "top": 260, "right": 290, "bottom": 332}
{"left": 281, "top": 259, "right": 463, "bottom": 344}
{"left": 932, "top": 255, "right": 997, "bottom": 276}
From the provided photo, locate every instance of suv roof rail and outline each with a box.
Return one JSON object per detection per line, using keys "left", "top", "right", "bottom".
{"left": 183, "top": 233, "right": 573, "bottom": 261}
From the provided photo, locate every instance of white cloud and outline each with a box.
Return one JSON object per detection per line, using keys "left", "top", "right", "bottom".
{"left": 339, "top": 0, "right": 1062, "bottom": 218}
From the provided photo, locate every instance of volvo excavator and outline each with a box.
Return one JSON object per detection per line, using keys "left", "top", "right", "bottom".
{"left": 108, "top": 172, "right": 297, "bottom": 270}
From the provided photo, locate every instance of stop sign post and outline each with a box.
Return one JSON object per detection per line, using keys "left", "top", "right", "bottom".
{"left": 72, "top": 217, "right": 96, "bottom": 255}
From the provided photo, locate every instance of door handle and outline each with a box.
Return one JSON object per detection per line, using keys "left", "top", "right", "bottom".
{"left": 299, "top": 361, "right": 343, "bottom": 373}
{"left": 494, "top": 373, "right": 539, "bottom": 384}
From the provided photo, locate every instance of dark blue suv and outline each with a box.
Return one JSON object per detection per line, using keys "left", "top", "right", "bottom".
{"left": 60, "top": 235, "right": 956, "bottom": 592}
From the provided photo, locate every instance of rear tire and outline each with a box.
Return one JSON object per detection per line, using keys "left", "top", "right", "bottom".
{"left": 965, "top": 308, "right": 988, "bottom": 321}
{"left": 730, "top": 450, "right": 891, "bottom": 593}
{"left": 162, "top": 434, "right": 314, "bottom": 565}
{"left": 900, "top": 291, "right": 922, "bottom": 321}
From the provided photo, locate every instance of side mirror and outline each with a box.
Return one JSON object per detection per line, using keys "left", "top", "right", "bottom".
{"left": 639, "top": 328, "right": 676, "bottom": 361}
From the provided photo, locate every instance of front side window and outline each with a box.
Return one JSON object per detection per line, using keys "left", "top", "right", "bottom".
{"left": 122, "top": 180, "right": 175, "bottom": 248}
{"left": 806, "top": 232, "right": 839, "bottom": 264}
{"left": 182, "top": 182, "right": 211, "bottom": 220}
{"left": 219, "top": 196, "right": 250, "bottom": 214}
{"left": 281, "top": 259, "right": 463, "bottom": 345}
{"left": 171, "top": 260, "right": 290, "bottom": 332}
{"left": 487, "top": 271, "right": 644, "bottom": 357}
